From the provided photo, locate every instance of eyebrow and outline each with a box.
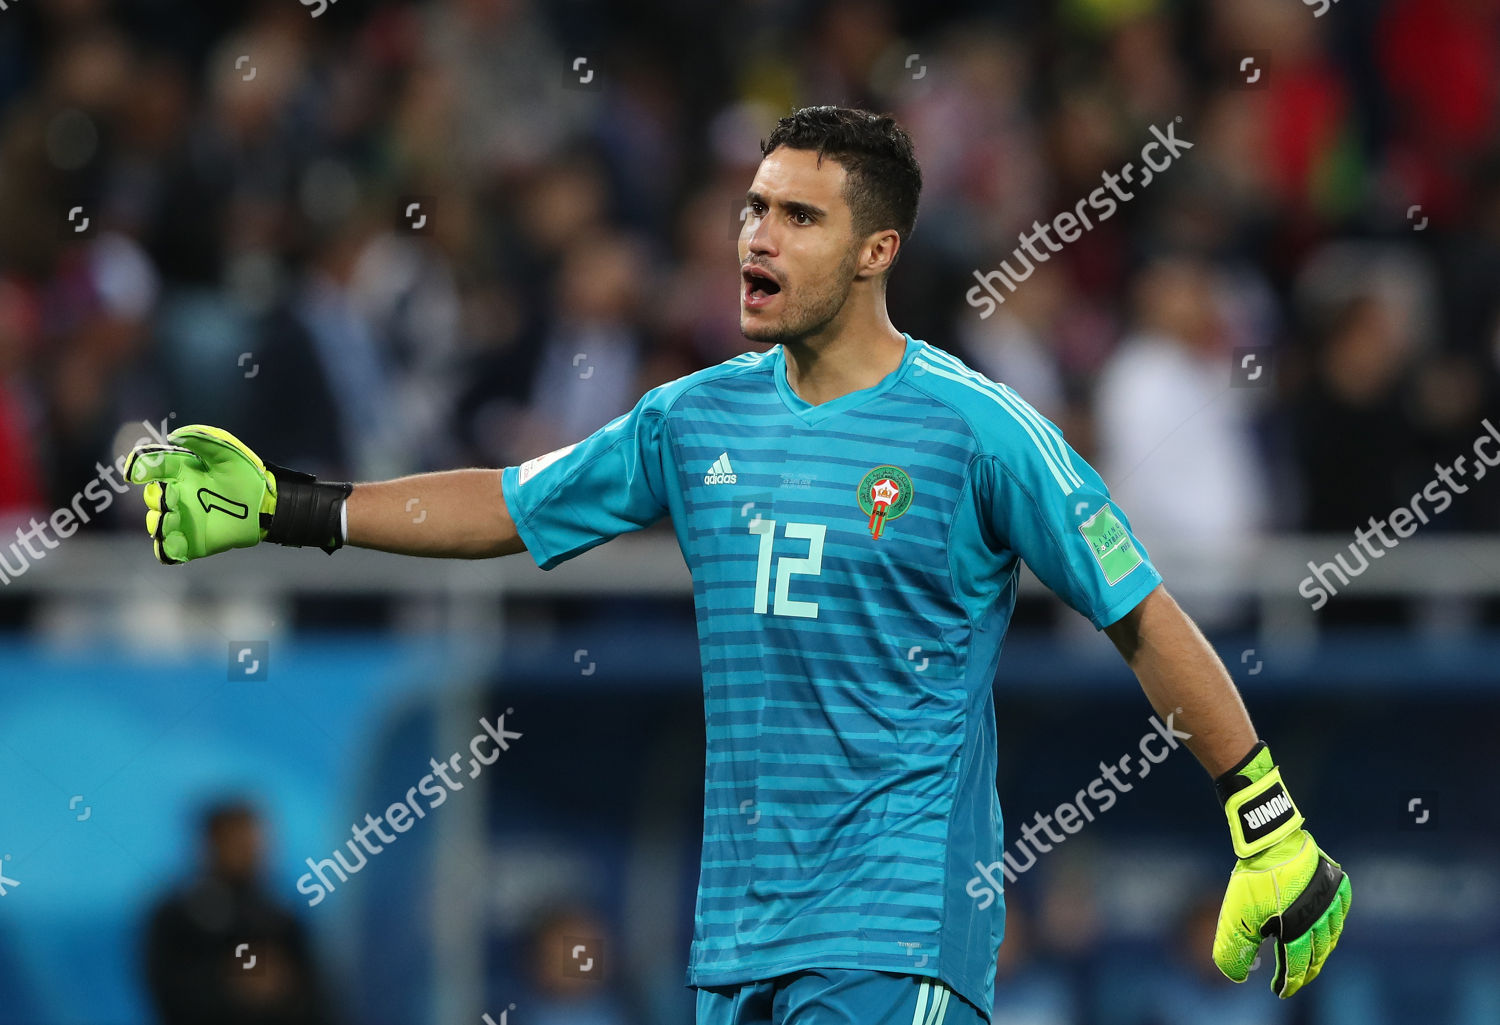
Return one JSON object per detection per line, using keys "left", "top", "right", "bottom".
{"left": 747, "top": 190, "right": 827, "bottom": 221}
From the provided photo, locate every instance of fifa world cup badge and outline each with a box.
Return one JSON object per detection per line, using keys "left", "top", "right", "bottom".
{"left": 856, "top": 465, "right": 914, "bottom": 539}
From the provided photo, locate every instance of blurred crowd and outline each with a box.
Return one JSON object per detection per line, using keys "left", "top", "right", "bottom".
{"left": 2, "top": 0, "right": 1499, "bottom": 551}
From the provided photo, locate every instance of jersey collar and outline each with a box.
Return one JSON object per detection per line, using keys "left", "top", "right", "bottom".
{"left": 772, "top": 333, "right": 924, "bottom": 425}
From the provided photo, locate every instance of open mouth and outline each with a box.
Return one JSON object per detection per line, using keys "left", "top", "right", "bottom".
{"left": 742, "top": 265, "right": 783, "bottom": 308}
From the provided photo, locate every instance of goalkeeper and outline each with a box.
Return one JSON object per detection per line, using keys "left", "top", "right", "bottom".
{"left": 125, "top": 424, "right": 1350, "bottom": 1002}
{"left": 122, "top": 108, "right": 1348, "bottom": 1020}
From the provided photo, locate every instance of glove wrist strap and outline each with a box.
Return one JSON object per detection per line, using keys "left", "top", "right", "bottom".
{"left": 261, "top": 463, "right": 352, "bottom": 555}
{"left": 1215, "top": 742, "right": 1305, "bottom": 859}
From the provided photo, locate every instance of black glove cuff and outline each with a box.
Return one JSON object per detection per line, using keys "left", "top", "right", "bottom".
{"left": 1214, "top": 740, "right": 1269, "bottom": 805}
{"left": 261, "top": 462, "right": 353, "bottom": 555}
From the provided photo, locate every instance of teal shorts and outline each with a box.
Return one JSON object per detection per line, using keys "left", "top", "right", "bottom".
{"left": 695, "top": 969, "right": 986, "bottom": 1025}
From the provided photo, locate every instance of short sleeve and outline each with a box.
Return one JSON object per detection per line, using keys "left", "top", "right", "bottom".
{"left": 501, "top": 390, "right": 672, "bottom": 570}
{"left": 975, "top": 423, "right": 1162, "bottom": 629}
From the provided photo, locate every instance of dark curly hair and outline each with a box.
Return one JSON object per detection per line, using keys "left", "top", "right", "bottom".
{"left": 761, "top": 105, "right": 922, "bottom": 266}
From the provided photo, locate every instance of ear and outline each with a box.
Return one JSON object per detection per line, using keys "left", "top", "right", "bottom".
{"left": 856, "top": 228, "right": 902, "bottom": 280}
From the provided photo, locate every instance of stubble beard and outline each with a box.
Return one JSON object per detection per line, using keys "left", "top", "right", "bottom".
{"left": 740, "top": 247, "right": 859, "bottom": 346}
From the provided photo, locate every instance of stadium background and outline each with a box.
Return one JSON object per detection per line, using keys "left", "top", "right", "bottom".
{"left": 1, "top": 0, "right": 1497, "bottom": 1023}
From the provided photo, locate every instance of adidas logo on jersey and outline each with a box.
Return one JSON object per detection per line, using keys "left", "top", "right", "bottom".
{"left": 704, "top": 452, "right": 738, "bottom": 485}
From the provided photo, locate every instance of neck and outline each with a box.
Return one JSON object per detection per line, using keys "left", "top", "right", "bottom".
{"left": 781, "top": 309, "right": 907, "bottom": 407}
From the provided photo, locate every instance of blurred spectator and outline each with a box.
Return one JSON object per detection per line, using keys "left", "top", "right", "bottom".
{"left": 277, "top": 217, "right": 407, "bottom": 480}
{"left": 959, "top": 262, "right": 1068, "bottom": 424}
{"left": 1291, "top": 292, "right": 1420, "bottom": 532}
{"left": 346, "top": 223, "right": 466, "bottom": 472}
{"left": 1095, "top": 257, "right": 1269, "bottom": 627}
{"left": 462, "top": 228, "right": 652, "bottom": 466}
{"left": 1377, "top": 0, "right": 1500, "bottom": 227}
{"left": 1209, "top": 0, "right": 1360, "bottom": 228}
{"left": 517, "top": 904, "right": 633, "bottom": 1025}
{"left": 0, "top": 275, "right": 45, "bottom": 522}
{"left": 144, "top": 800, "right": 335, "bottom": 1025}
{"left": 522, "top": 231, "right": 652, "bottom": 450}
{"left": 659, "top": 180, "right": 758, "bottom": 371}
{"left": 420, "top": 0, "right": 591, "bottom": 179}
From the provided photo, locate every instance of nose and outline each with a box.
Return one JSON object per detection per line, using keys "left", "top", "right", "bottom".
{"left": 744, "top": 212, "right": 776, "bottom": 258}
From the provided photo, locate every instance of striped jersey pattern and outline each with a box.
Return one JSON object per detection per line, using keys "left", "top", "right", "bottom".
{"left": 501, "top": 334, "right": 1162, "bottom": 1018}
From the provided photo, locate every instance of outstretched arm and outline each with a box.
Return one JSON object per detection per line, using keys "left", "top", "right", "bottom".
{"left": 345, "top": 470, "right": 527, "bottom": 559}
{"left": 126, "top": 425, "right": 527, "bottom": 563}
{"left": 1103, "top": 584, "right": 1255, "bottom": 776}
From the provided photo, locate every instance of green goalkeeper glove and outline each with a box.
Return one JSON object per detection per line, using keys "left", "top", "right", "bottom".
{"left": 1212, "top": 742, "right": 1352, "bottom": 998}
{"left": 125, "top": 425, "right": 351, "bottom": 564}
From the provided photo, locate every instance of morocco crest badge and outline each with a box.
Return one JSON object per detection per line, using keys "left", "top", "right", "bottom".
{"left": 856, "top": 465, "right": 914, "bottom": 539}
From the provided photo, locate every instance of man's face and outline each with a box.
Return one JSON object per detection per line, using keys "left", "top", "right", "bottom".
{"left": 739, "top": 147, "right": 862, "bottom": 345}
{"left": 210, "top": 814, "right": 263, "bottom": 882}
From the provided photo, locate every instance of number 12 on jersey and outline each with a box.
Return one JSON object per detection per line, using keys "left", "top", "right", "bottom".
{"left": 748, "top": 519, "right": 825, "bottom": 618}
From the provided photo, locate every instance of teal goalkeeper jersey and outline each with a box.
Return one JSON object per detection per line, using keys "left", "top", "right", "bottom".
{"left": 500, "top": 333, "right": 1162, "bottom": 1017}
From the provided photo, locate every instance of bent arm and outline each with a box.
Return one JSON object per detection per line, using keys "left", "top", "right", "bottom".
{"left": 345, "top": 469, "right": 527, "bottom": 559}
{"left": 1104, "top": 584, "right": 1257, "bottom": 777}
